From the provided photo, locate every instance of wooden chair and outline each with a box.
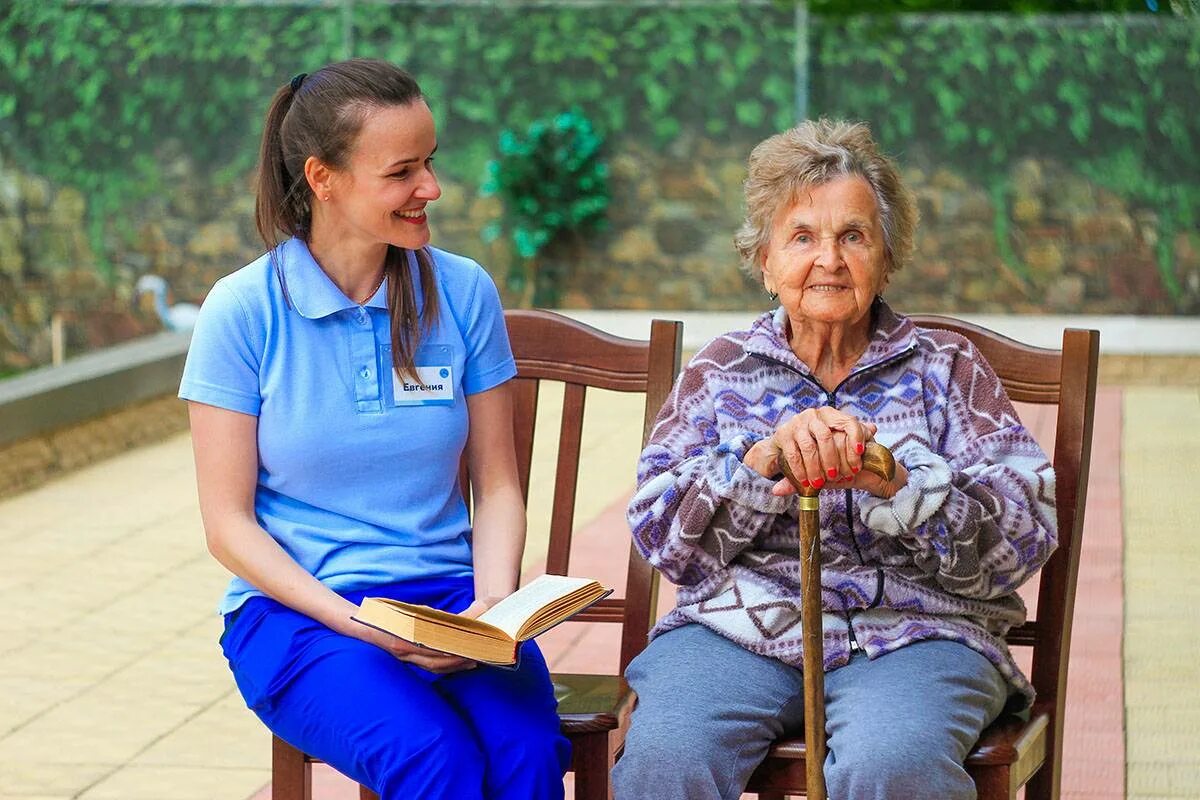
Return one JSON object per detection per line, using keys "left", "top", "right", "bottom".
{"left": 271, "top": 309, "right": 684, "bottom": 800}
{"left": 744, "top": 317, "right": 1100, "bottom": 800}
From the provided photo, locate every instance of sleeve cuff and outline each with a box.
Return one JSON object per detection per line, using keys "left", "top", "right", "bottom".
{"left": 462, "top": 359, "right": 517, "bottom": 396}
{"left": 858, "top": 443, "right": 952, "bottom": 536}
{"left": 708, "top": 433, "right": 793, "bottom": 514}
{"left": 179, "top": 380, "right": 261, "bottom": 416}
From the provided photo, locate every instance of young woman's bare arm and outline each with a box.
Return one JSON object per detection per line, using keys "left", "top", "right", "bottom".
{"left": 188, "top": 401, "right": 468, "bottom": 672}
{"left": 459, "top": 382, "right": 526, "bottom": 617}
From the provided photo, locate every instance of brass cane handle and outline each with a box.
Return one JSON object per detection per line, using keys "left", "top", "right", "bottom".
{"left": 861, "top": 441, "right": 896, "bottom": 483}
{"left": 778, "top": 441, "right": 896, "bottom": 501}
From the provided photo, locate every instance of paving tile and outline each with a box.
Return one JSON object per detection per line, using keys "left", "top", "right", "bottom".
{"left": 1121, "top": 657, "right": 1198, "bottom": 682}
{"left": 545, "top": 621, "right": 623, "bottom": 676}
{"left": 1127, "top": 728, "right": 1200, "bottom": 765}
{"left": 1126, "top": 761, "right": 1200, "bottom": 796}
{"left": 245, "top": 763, "right": 355, "bottom": 800}
{"left": 0, "top": 638, "right": 141, "bottom": 683}
{"left": 1126, "top": 681, "right": 1200, "bottom": 708}
{"left": 0, "top": 761, "right": 114, "bottom": 797}
{"left": 1123, "top": 387, "right": 1200, "bottom": 800}
{"left": 0, "top": 695, "right": 191, "bottom": 765}
{"left": 0, "top": 616, "right": 232, "bottom": 774}
{"left": 1056, "top": 387, "right": 1127, "bottom": 798}
{"left": 0, "top": 670, "right": 93, "bottom": 735}
{"left": 77, "top": 765, "right": 269, "bottom": 800}
{"left": 134, "top": 692, "right": 267, "bottom": 770}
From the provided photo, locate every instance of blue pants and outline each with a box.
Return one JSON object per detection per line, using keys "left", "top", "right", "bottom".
{"left": 613, "top": 624, "right": 1010, "bottom": 800}
{"left": 221, "top": 575, "right": 570, "bottom": 800}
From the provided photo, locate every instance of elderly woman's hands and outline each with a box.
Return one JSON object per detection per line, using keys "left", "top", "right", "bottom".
{"left": 742, "top": 407, "right": 908, "bottom": 498}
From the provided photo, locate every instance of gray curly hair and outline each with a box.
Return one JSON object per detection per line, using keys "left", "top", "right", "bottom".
{"left": 734, "top": 119, "right": 918, "bottom": 282}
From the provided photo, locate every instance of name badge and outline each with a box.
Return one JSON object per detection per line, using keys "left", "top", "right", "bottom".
{"left": 392, "top": 345, "right": 455, "bottom": 406}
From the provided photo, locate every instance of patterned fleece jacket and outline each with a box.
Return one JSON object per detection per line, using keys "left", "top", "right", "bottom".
{"left": 628, "top": 301, "right": 1056, "bottom": 705}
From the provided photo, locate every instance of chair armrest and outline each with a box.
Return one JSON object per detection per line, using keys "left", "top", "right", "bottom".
{"left": 554, "top": 673, "right": 632, "bottom": 734}
{"left": 965, "top": 710, "right": 1049, "bottom": 767}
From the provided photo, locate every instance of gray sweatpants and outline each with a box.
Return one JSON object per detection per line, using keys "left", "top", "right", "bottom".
{"left": 612, "top": 623, "right": 1010, "bottom": 800}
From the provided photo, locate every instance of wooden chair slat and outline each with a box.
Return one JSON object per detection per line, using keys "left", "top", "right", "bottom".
{"left": 546, "top": 382, "right": 586, "bottom": 576}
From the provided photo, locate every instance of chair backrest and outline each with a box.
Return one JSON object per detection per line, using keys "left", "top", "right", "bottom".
{"left": 909, "top": 315, "right": 1100, "bottom": 788}
{"left": 489, "top": 309, "right": 683, "bottom": 674}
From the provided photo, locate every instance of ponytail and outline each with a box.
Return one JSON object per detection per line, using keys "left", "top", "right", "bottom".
{"left": 255, "top": 79, "right": 309, "bottom": 248}
{"left": 385, "top": 247, "right": 441, "bottom": 383}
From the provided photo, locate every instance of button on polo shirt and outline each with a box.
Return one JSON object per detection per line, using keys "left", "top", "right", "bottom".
{"left": 180, "top": 238, "right": 517, "bottom": 614}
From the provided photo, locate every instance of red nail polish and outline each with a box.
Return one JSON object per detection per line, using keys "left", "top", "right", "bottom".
{"left": 826, "top": 467, "right": 838, "bottom": 478}
{"left": 851, "top": 465, "right": 860, "bottom": 474}
{"left": 855, "top": 442, "right": 865, "bottom": 454}
{"left": 800, "top": 479, "right": 811, "bottom": 488}
{"left": 812, "top": 477, "right": 825, "bottom": 489}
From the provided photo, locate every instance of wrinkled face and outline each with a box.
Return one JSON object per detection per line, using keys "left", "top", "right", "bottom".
{"left": 324, "top": 101, "right": 441, "bottom": 251}
{"left": 761, "top": 175, "right": 889, "bottom": 332}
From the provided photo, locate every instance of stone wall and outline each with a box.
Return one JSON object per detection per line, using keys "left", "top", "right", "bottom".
{"left": 895, "top": 158, "right": 1199, "bottom": 315}
{"left": 2, "top": 136, "right": 1197, "bottom": 374}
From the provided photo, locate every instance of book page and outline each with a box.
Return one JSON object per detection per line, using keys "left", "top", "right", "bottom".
{"left": 478, "top": 574, "right": 599, "bottom": 639}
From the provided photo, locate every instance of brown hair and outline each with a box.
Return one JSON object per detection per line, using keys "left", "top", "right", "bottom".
{"left": 734, "top": 119, "right": 918, "bottom": 282}
{"left": 255, "top": 58, "right": 439, "bottom": 381}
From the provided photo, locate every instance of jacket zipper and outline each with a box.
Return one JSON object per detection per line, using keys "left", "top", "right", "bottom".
{"left": 847, "top": 624, "right": 862, "bottom": 654}
{"left": 751, "top": 344, "right": 916, "bottom": 659}
{"left": 749, "top": 344, "right": 917, "bottom": 398}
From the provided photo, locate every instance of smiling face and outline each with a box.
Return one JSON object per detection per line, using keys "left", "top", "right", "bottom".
{"left": 317, "top": 100, "right": 441, "bottom": 251}
{"left": 761, "top": 175, "right": 889, "bottom": 335}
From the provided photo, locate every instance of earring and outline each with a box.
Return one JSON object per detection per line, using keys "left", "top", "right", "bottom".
{"left": 767, "top": 289, "right": 778, "bottom": 301}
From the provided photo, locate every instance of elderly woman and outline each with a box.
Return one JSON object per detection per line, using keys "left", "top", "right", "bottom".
{"left": 612, "top": 119, "right": 1056, "bottom": 800}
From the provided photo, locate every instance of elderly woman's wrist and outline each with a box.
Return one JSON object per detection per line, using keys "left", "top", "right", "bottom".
{"left": 740, "top": 436, "right": 776, "bottom": 475}
{"left": 877, "top": 461, "right": 910, "bottom": 499}
{"left": 722, "top": 431, "right": 770, "bottom": 464}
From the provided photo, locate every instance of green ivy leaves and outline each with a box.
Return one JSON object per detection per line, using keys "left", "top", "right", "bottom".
{"left": 0, "top": 3, "right": 1195, "bottom": 308}
{"left": 809, "top": 14, "right": 1200, "bottom": 302}
{"left": 0, "top": 1, "right": 342, "bottom": 278}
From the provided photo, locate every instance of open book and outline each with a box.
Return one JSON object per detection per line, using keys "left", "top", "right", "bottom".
{"left": 352, "top": 574, "right": 612, "bottom": 665}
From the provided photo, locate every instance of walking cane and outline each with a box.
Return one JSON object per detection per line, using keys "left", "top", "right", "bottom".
{"left": 779, "top": 441, "right": 895, "bottom": 800}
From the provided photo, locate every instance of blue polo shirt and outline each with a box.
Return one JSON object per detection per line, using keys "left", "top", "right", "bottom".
{"left": 179, "top": 238, "right": 517, "bottom": 614}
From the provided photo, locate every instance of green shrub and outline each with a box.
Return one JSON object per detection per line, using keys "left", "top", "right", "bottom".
{"left": 482, "top": 110, "right": 609, "bottom": 307}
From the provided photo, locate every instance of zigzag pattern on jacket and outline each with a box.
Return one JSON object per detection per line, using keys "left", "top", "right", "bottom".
{"left": 628, "top": 301, "right": 1056, "bottom": 704}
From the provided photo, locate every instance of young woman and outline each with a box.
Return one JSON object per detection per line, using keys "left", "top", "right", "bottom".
{"left": 180, "top": 59, "right": 568, "bottom": 800}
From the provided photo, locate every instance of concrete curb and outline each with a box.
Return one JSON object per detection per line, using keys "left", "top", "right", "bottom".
{"left": 0, "top": 331, "right": 190, "bottom": 448}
